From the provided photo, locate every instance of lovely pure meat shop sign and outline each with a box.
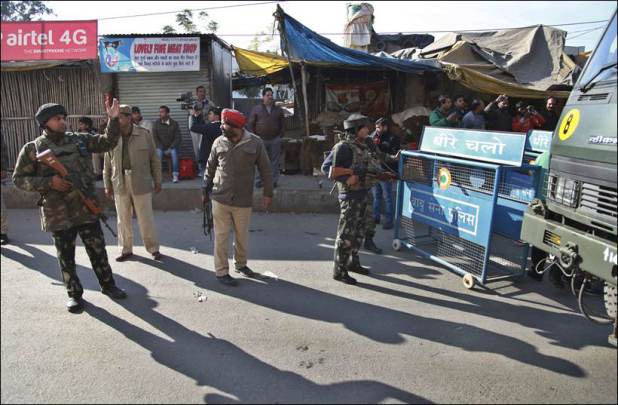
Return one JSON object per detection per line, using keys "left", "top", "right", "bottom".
{"left": 1, "top": 20, "right": 98, "bottom": 61}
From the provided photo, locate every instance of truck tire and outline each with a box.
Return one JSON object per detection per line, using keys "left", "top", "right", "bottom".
{"left": 605, "top": 283, "right": 617, "bottom": 319}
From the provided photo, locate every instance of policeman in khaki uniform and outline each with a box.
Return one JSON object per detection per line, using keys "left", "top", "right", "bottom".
{"left": 328, "top": 114, "right": 394, "bottom": 285}
{"left": 13, "top": 100, "right": 127, "bottom": 313}
{"left": 103, "top": 105, "right": 163, "bottom": 262}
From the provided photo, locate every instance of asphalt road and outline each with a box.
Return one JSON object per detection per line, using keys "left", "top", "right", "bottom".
{"left": 1, "top": 209, "right": 616, "bottom": 404}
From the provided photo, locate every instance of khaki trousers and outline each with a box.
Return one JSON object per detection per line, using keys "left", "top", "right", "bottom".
{"left": 115, "top": 175, "right": 159, "bottom": 255}
{"left": 1, "top": 184, "right": 7, "bottom": 234}
{"left": 212, "top": 200, "right": 252, "bottom": 276}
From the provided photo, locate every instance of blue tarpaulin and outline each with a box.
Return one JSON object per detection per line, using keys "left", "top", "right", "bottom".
{"left": 277, "top": 6, "right": 441, "bottom": 73}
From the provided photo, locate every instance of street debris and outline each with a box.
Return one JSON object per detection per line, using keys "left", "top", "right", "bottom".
{"left": 194, "top": 290, "right": 207, "bottom": 302}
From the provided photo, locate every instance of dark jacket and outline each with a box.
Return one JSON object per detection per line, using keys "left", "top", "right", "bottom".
{"left": 190, "top": 115, "right": 222, "bottom": 166}
{"left": 371, "top": 130, "right": 401, "bottom": 173}
{"left": 484, "top": 102, "right": 512, "bottom": 132}
{"left": 247, "top": 103, "right": 285, "bottom": 141}
{"left": 541, "top": 110, "right": 560, "bottom": 131}
{"left": 152, "top": 118, "right": 181, "bottom": 150}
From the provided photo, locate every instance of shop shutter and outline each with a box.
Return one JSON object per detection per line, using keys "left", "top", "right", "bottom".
{"left": 117, "top": 66, "right": 211, "bottom": 159}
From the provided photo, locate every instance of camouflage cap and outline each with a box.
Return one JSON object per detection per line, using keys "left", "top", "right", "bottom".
{"left": 119, "top": 104, "right": 132, "bottom": 115}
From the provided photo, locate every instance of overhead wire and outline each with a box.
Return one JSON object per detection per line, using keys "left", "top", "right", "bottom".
{"left": 97, "top": 1, "right": 286, "bottom": 21}
{"left": 93, "top": 2, "right": 609, "bottom": 37}
{"left": 567, "top": 26, "right": 606, "bottom": 40}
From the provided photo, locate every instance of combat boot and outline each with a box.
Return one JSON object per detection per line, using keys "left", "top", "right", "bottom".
{"left": 364, "top": 237, "right": 383, "bottom": 254}
{"left": 102, "top": 285, "right": 127, "bottom": 299}
{"left": 66, "top": 297, "right": 83, "bottom": 313}
{"left": 334, "top": 272, "right": 358, "bottom": 285}
{"left": 333, "top": 254, "right": 357, "bottom": 285}
{"left": 348, "top": 256, "right": 370, "bottom": 275}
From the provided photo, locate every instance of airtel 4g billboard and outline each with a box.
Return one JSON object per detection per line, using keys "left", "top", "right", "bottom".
{"left": 1, "top": 20, "right": 98, "bottom": 61}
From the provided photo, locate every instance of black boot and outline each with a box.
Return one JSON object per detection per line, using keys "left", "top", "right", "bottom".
{"left": 364, "top": 237, "right": 383, "bottom": 254}
{"left": 333, "top": 253, "right": 357, "bottom": 285}
{"left": 334, "top": 272, "right": 358, "bottom": 285}
{"left": 348, "top": 256, "right": 370, "bottom": 275}
{"left": 66, "top": 296, "right": 83, "bottom": 313}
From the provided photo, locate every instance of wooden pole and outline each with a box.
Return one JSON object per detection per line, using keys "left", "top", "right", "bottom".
{"left": 300, "top": 62, "right": 311, "bottom": 138}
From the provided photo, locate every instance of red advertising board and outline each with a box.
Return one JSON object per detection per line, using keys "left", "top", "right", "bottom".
{"left": 1, "top": 20, "right": 98, "bottom": 61}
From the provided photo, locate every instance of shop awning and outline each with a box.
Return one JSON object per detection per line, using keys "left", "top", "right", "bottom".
{"left": 441, "top": 62, "right": 571, "bottom": 99}
{"left": 233, "top": 47, "right": 289, "bottom": 76}
{"left": 275, "top": 5, "right": 441, "bottom": 74}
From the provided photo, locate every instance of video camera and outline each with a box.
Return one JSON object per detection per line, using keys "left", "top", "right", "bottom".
{"left": 176, "top": 91, "right": 208, "bottom": 111}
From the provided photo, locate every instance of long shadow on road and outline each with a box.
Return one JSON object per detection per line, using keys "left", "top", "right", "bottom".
{"left": 4, "top": 242, "right": 588, "bottom": 387}
{"left": 85, "top": 276, "right": 431, "bottom": 404}
{"left": 2, "top": 243, "right": 428, "bottom": 403}
{"left": 136, "top": 254, "right": 587, "bottom": 378}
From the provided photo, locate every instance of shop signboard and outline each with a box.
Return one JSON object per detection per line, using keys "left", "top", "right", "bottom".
{"left": 99, "top": 36, "right": 200, "bottom": 73}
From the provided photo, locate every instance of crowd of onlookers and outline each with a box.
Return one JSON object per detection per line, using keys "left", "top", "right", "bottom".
{"left": 429, "top": 94, "right": 562, "bottom": 132}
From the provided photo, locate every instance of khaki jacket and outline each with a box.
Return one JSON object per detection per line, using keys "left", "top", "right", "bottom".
{"left": 206, "top": 130, "right": 273, "bottom": 207}
{"left": 103, "top": 124, "right": 162, "bottom": 196}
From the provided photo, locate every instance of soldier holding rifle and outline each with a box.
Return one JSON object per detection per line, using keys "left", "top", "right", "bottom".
{"left": 327, "top": 113, "right": 396, "bottom": 285}
{"left": 13, "top": 100, "right": 128, "bottom": 313}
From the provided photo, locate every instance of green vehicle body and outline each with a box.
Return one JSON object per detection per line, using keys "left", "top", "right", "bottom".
{"left": 521, "top": 10, "right": 618, "bottom": 287}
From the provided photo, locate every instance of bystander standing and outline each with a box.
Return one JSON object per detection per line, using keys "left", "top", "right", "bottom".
{"left": 152, "top": 105, "right": 181, "bottom": 183}
{"left": 248, "top": 88, "right": 284, "bottom": 188}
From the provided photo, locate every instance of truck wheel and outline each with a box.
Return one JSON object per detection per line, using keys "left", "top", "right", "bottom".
{"left": 604, "top": 283, "right": 617, "bottom": 319}
{"left": 392, "top": 239, "right": 402, "bottom": 251}
{"left": 463, "top": 273, "right": 475, "bottom": 290}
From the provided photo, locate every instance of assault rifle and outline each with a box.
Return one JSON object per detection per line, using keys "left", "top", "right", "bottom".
{"left": 328, "top": 166, "right": 397, "bottom": 182}
{"left": 202, "top": 188, "right": 213, "bottom": 240}
{"left": 36, "top": 149, "right": 117, "bottom": 238}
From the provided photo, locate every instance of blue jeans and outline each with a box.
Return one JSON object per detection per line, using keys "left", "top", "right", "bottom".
{"left": 157, "top": 148, "right": 179, "bottom": 174}
{"left": 373, "top": 180, "right": 394, "bottom": 225}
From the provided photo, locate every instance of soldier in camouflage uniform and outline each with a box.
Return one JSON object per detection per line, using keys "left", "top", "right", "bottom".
{"left": 328, "top": 114, "right": 390, "bottom": 285}
{"left": 12, "top": 100, "right": 127, "bottom": 313}
{"left": 362, "top": 137, "right": 383, "bottom": 255}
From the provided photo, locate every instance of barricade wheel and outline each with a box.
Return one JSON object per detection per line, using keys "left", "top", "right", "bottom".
{"left": 463, "top": 274, "right": 475, "bottom": 289}
{"left": 392, "top": 239, "right": 402, "bottom": 251}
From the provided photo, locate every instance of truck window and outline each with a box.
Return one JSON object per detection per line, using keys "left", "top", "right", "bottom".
{"left": 577, "top": 13, "right": 617, "bottom": 88}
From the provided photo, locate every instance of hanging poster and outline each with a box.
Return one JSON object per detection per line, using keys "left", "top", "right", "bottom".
{"left": 325, "top": 80, "right": 389, "bottom": 117}
{"left": 98, "top": 37, "right": 200, "bottom": 73}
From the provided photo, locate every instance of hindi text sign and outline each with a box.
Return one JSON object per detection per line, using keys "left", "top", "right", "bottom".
{"left": 99, "top": 37, "right": 200, "bottom": 73}
{"left": 420, "top": 127, "right": 526, "bottom": 167}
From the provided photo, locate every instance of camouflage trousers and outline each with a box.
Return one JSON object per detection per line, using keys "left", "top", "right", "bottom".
{"left": 334, "top": 196, "right": 368, "bottom": 272}
{"left": 51, "top": 221, "right": 116, "bottom": 298}
{"left": 364, "top": 192, "right": 376, "bottom": 239}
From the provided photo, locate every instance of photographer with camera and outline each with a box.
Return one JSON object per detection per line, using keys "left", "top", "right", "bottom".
{"left": 152, "top": 105, "right": 181, "bottom": 183}
{"left": 512, "top": 101, "right": 546, "bottom": 133}
{"left": 190, "top": 105, "right": 222, "bottom": 173}
{"left": 187, "top": 86, "right": 209, "bottom": 176}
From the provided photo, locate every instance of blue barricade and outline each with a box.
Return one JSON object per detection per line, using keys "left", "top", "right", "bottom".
{"left": 393, "top": 127, "right": 545, "bottom": 288}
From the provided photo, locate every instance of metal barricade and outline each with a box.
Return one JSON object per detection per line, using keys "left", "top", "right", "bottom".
{"left": 393, "top": 127, "right": 544, "bottom": 289}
